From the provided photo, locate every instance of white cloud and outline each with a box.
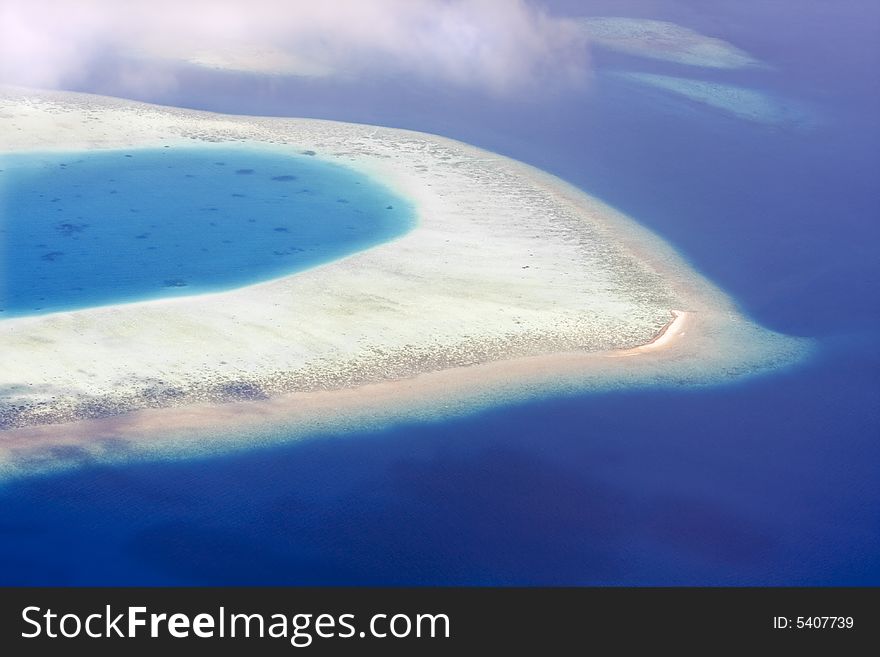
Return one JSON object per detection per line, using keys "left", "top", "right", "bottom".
{"left": 0, "top": 0, "right": 589, "bottom": 95}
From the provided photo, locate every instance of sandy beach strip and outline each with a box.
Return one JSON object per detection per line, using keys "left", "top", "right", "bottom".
{"left": 609, "top": 310, "right": 687, "bottom": 356}
{"left": 0, "top": 306, "right": 804, "bottom": 481}
{"left": 0, "top": 87, "right": 808, "bottom": 475}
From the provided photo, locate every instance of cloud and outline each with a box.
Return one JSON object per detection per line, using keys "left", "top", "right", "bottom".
{"left": 0, "top": 0, "right": 589, "bottom": 95}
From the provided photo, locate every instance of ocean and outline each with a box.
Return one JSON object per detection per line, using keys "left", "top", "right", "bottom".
{"left": 1, "top": 0, "right": 877, "bottom": 585}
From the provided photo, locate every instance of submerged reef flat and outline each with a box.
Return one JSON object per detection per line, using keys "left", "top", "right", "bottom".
{"left": 580, "top": 17, "right": 760, "bottom": 69}
{"left": 0, "top": 88, "right": 806, "bottom": 476}
{"left": 614, "top": 72, "right": 815, "bottom": 127}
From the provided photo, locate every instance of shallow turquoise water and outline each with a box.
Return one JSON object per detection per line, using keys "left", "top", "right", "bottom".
{"left": 0, "top": 146, "right": 413, "bottom": 317}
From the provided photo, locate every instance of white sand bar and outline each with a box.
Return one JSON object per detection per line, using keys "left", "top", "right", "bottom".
{"left": 0, "top": 88, "right": 806, "bottom": 472}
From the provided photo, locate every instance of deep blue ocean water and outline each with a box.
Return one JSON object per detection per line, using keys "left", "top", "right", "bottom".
{"left": 0, "top": 147, "right": 411, "bottom": 317}
{"left": 1, "top": 1, "right": 878, "bottom": 585}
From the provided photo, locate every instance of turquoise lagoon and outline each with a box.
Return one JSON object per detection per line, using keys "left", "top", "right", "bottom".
{"left": 0, "top": 147, "right": 412, "bottom": 317}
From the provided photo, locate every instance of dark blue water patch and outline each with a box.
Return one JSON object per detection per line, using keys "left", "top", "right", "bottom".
{"left": 0, "top": 338, "right": 877, "bottom": 586}
{"left": 0, "top": 147, "right": 413, "bottom": 317}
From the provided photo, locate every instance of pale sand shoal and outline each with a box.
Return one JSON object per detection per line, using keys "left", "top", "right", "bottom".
{"left": 0, "top": 88, "right": 809, "bottom": 477}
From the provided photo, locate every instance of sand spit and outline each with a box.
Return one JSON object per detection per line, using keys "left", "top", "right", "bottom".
{"left": 0, "top": 87, "right": 807, "bottom": 476}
